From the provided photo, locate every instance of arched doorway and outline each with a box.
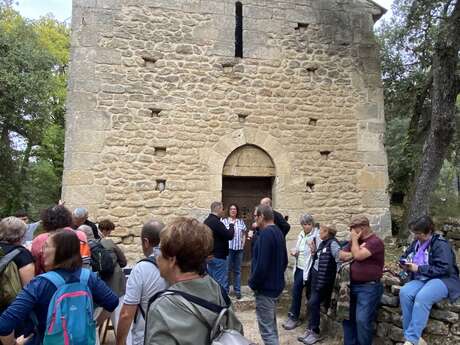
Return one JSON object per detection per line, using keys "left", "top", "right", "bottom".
{"left": 222, "top": 144, "right": 275, "bottom": 285}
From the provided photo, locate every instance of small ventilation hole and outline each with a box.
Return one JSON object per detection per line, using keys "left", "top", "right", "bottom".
{"left": 155, "top": 179, "right": 166, "bottom": 192}
{"left": 306, "top": 182, "right": 315, "bottom": 192}
{"left": 320, "top": 151, "right": 332, "bottom": 160}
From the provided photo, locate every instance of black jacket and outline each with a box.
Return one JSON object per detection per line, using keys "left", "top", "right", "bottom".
{"left": 312, "top": 237, "right": 339, "bottom": 291}
{"left": 204, "top": 214, "right": 234, "bottom": 259}
{"left": 274, "top": 210, "right": 290, "bottom": 237}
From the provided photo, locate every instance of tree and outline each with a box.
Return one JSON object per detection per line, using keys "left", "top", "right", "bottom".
{"left": 378, "top": 0, "right": 460, "bottom": 237}
{"left": 405, "top": 0, "right": 460, "bottom": 230}
{"left": 0, "top": 6, "right": 69, "bottom": 217}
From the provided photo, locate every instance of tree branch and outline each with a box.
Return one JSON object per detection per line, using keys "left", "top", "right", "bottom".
{"left": 408, "top": 70, "right": 433, "bottom": 145}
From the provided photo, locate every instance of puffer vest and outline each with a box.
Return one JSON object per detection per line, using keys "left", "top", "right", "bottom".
{"left": 313, "top": 237, "right": 339, "bottom": 291}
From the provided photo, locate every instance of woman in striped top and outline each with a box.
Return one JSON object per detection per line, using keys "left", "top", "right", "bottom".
{"left": 221, "top": 204, "right": 247, "bottom": 299}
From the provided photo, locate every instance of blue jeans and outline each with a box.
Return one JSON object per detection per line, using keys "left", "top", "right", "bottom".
{"left": 343, "top": 282, "right": 383, "bottom": 345}
{"left": 400, "top": 279, "right": 448, "bottom": 344}
{"left": 255, "top": 293, "right": 279, "bottom": 345}
{"left": 288, "top": 268, "right": 309, "bottom": 320}
{"left": 226, "top": 249, "right": 244, "bottom": 294}
{"left": 207, "top": 257, "right": 228, "bottom": 289}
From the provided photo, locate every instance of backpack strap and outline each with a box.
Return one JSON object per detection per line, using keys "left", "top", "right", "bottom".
{"left": 79, "top": 268, "right": 91, "bottom": 284}
{"left": 41, "top": 271, "right": 66, "bottom": 289}
{"left": 146, "top": 285, "right": 233, "bottom": 343}
{"left": 133, "top": 256, "right": 158, "bottom": 322}
{"left": 138, "top": 256, "right": 158, "bottom": 267}
{"left": 148, "top": 283, "right": 231, "bottom": 315}
{"left": 0, "top": 248, "right": 21, "bottom": 274}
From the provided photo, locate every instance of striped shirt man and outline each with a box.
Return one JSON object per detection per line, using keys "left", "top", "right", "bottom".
{"left": 222, "top": 218, "right": 247, "bottom": 250}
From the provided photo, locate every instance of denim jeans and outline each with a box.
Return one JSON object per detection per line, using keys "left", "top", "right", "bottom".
{"left": 255, "top": 293, "right": 280, "bottom": 345}
{"left": 288, "top": 267, "right": 309, "bottom": 320}
{"left": 400, "top": 279, "right": 448, "bottom": 344}
{"left": 343, "top": 281, "right": 383, "bottom": 345}
{"left": 226, "top": 249, "right": 244, "bottom": 294}
{"left": 207, "top": 257, "right": 228, "bottom": 289}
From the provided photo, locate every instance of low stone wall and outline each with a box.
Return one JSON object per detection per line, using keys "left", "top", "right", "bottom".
{"left": 321, "top": 273, "right": 460, "bottom": 345}
{"left": 441, "top": 220, "right": 460, "bottom": 260}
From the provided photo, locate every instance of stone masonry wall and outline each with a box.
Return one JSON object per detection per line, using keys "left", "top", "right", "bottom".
{"left": 64, "top": 0, "right": 391, "bottom": 261}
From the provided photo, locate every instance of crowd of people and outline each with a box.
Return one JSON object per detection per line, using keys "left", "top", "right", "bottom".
{"left": 0, "top": 199, "right": 459, "bottom": 345}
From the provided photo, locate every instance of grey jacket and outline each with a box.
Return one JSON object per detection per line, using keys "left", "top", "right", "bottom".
{"left": 145, "top": 275, "right": 243, "bottom": 345}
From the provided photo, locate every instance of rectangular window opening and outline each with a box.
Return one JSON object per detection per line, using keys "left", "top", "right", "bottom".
{"left": 235, "top": 2, "right": 243, "bottom": 58}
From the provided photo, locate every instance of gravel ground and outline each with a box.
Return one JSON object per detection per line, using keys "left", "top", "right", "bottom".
{"left": 101, "top": 291, "right": 342, "bottom": 345}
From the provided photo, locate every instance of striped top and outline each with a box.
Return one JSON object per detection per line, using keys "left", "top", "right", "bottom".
{"left": 221, "top": 218, "right": 247, "bottom": 251}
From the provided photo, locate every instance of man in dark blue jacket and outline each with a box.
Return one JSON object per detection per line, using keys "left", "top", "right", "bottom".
{"left": 204, "top": 201, "right": 234, "bottom": 289}
{"left": 249, "top": 204, "right": 288, "bottom": 345}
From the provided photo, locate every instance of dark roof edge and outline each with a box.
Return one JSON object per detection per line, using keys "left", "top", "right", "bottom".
{"left": 366, "top": 0, "right": 388, "bottom": 22}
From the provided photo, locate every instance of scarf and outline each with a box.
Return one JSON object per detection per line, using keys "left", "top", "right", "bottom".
{"left": 412, "top": 238, "right": 431, "bottom": 266}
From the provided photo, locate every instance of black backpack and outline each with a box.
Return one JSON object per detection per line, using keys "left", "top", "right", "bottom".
{"left": 89, "top": 240, "right": 115, "bottom": 279}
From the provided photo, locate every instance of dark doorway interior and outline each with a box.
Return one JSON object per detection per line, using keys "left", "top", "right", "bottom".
{"left": 222, "top": 176, "right": 273, "bottom": 285}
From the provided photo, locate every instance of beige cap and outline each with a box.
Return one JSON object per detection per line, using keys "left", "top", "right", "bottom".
{"left": 350, "top": 216, "right": 370, "bottom": 228}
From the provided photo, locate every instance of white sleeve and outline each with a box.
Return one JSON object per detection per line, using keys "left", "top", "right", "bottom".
{"left": 123, "top": 263, "right": 144, "bottom": 305}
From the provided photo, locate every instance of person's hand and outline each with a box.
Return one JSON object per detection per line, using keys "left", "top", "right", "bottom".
{"left": 308, "top": 240, "right": 316, "bottom": 253}
{"left": 290, "top": 249, "right": 298, "bottom": 257}
{"left": 405, "top": 263, "right": 418, "bottom": 272}
{"left": 16, "top": 335, "right": 32, "bottom": 345}
{"left": 58, "top": 199, "right": 65, "bottom": 205}
{"left": 247, "top": 230, "right": 254, "bottom": 240}
{"left": 350, "top": 229, "right": 361, "bottom": 242}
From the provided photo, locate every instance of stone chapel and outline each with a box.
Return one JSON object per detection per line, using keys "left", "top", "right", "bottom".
{"left": 63, "top": 0, "right": 391, "bottom": 260}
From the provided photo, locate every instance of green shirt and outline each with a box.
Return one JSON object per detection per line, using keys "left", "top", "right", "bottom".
{"left": 145, "top": 275, "right": 243, "bottom": 345}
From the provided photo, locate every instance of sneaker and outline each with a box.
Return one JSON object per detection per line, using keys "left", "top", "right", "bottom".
{"left": 418, "top": 338, "right": 427, "bottom": 345}
{"left": 403, "top": 342, "right": 414, "bottom": 345}
{"left": 302, "top": 331, "right": 321, "bottom": 345}
{"left": 297, "top": 329, "right": 312, "bottom": 342}
{"left": 235, "top": 293, "right": 242, "bottom": 300}
{"left": 282, "top": 317, "right": 301, "bottom": 330}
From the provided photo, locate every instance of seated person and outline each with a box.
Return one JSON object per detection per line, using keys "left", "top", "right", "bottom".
{"left": 399, "top": 215, "right": 460, "bottom": 345}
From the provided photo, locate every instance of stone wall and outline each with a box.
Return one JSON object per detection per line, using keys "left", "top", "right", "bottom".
{"left": 322, "top": 273, "right": 460, "bottom": 344}
{"left": 64, "top": 0, "right": 391, "bottom": 261}
{"left": 442, "top": 220, "right": 460, "bottom": 262}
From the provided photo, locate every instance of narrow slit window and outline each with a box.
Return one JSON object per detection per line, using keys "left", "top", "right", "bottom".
{"left": 235, "top": 2, "right": 243, "bottom": 58}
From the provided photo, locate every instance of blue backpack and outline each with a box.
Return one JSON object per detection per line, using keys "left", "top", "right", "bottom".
{"left": 41, "top": 269, "right": 96, "bottom": 345}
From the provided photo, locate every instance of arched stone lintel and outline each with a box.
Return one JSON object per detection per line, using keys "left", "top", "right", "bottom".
{"left": 206, "top": 128, "right": 292, "bottom": 192}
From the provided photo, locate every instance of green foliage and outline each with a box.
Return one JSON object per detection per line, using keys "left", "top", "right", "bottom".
{"left": 378, "top": 0, "right": 460, "bottom": 225}
{"left": 385, "top": 117, "right": 413, "bottom": 193}
{"left": 0, "top": 7, "right": 69, "bottom": 219}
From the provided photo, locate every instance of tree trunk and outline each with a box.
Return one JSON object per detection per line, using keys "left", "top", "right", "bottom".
{"left": 403, "top": 1, "right": 460, "bottom": 238}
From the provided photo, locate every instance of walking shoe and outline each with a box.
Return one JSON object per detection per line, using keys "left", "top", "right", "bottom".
{"left": 418, "top": 338, "right": 427, "bottom": 345}
{"left": 301, "top": 331, "right": 322, "bottom": 345}
{"left": 403, "top": 342, "right": 414, "bottom": 345}
{"left": 297, "top": 329, "right": 312, "bottom": 342}
{"left": 235, "top": 293, "right": 242, "bottom": 300}
{"left": 282, "top": 317, "right": 301, "bottom": 330}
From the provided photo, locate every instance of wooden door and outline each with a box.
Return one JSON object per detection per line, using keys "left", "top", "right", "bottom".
{"left": 222, "top": 176, "right": 273, "bottom": 285}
